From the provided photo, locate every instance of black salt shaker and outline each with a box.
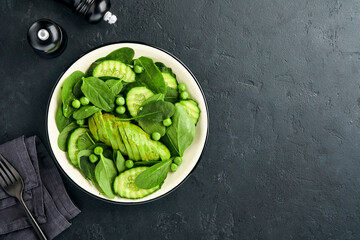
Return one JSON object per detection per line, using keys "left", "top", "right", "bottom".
{"left": 27, "top": 19, "right": 67, "bottom": 58}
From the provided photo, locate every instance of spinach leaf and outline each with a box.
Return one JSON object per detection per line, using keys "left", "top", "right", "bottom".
{"left": 141, "top": 93, "right": 165, "bottom": 106}
{"left": 62, "top": 71, "right": 84, "bottom": 117}
{"left": 105, "top": 79, "right": 123, "bottom": 95}
{"left": 104, "top": 47, "right": 135, "bottom": 64}
{"left": 114, "top": 150, "right": 126, "bottom": 173}
{"left": 134, "top": 159, "right": 172, "bottom": 189}
{"left": 85, "top": 47, "right": 135, "bottom": 76}
{"left": 73, "top": 78, "right": 83, "bottom": 98}
{"left": 164, "top": 87, "right": 179, "bottom": 103}
{"left": 133, "top": 161, "right": 161, "bottom": 167}
{"left": 95, "top": 153, "right": 117, "bottom": 199}
{"left": 137, "top": 93, "right": 166, "bottom": 135}
{"left": 137, "top": 101, "right": 175, "bottom": 122}
{"left": 73, "top": 105, "right": 100, "bottom": 120}
{"left": 78, "top": 150, "right": 96, "bottom": 184}
{"left": 77, "top": 132, "right": 93, "bottom": 151}
{"left": 138, "top": 119, "right": 166, "bottom": 136}
{"left": 56, "top": 104, "right": 72, "bottom": 132}
{"left": 134, "top": 57, "right": 167, "bottom": 95}
{"left": 81, "top": 77, "right": 115, "bottom": 112}
{"left": 57, "top": 122, "right": 78, "bottom": 151}
{"left": 155, "top": 62, "right": 176, "bottom": 78}
{"left": 161, "top": 104, "right": 195, "bottom": 157}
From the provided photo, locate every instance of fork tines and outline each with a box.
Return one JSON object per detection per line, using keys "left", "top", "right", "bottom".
{"left": 0, "top": 153, "right": 20, "bottom": 186}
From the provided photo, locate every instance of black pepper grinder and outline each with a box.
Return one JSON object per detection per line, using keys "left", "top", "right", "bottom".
{"left": 56, "top": 0, "right": 117, "bottom": 24}
{"left": 27, "top": 19, "right": 67, "bottom": 58}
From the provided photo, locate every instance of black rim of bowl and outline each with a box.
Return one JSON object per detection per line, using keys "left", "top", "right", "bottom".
{"left": 45, "top": 41, "right": 209, "bottom": 205}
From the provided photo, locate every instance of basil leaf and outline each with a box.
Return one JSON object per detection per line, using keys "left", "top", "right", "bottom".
{"left": 73, "top": 105, "right": 100, "bottom": 120}
{"left": 114, "top": 150, "right": 126, "bottom": 173}
{"left": 72, "top": 78, "right": 83, "bottom": 98}
{"left": 81, "top": 77, "right": 115, "bottom": 112}
{"left": 56, "top": 104, "right": 72, "bottom": 132}
{"left": 134, "top": 57, "right": 167, "bottom": 95}
{"left": 137, "top": 101, "right": 175, "bottom": 122}
{"left": 78, "top": 150, "right": 96, "bottom": 184}
{"left": 105, "top": 79, "right": 123, "bottom": 95}
{"left": 133, "top": 161, "right": 161, "bottom": 167}
{"left": 57, "top": 122, "right": 78, "bottom": 151}
{"left": 135, "top": 159, "right": 172, "bottom": 189}
{"left": 62, "top": 71, "right": 84, "bottom": 117}
{"left": 95, "top": 153, "right": 117, "bottom": 199}
{"left": 161, "top": 104, "right": 195, "bottom": 157}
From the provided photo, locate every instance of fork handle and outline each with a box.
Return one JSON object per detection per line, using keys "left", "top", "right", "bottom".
{"left": 19, "top": 196, "right": 48, "bottom": 240}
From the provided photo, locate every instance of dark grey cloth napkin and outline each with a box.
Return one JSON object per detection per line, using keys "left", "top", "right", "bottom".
{"left": 0, "top": 136, "right": 80, "bottom": 240}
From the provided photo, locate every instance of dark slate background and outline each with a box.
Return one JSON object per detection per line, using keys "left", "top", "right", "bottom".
{"left": 1, "top": 0, "right": 360, "bottom": 239}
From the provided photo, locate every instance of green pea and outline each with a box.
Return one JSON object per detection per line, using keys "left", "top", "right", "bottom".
{"left": 125, "top": 159, "right": 134, "bottom": 168}
{"left": 170, "top": 163, "right": 178, "bottom": 172}
{"left": 180, "top": 91, "right": 189, "bottom": 100}
{"left": 94, "top": 146, "right": 103, "bottom": 155}
{"left": 72, "top": 99, "right": 81, "bottom": 109}
{"left": 173, "top": 157, "right": 182, "bottom": 165}
{"left": 89, "top": 154, "right": 98, "bottom": 163}
{"left": 178, "top": 83, "right": 186, "bottom": 92}
{"left": 152, "top": 132, "right": 161, "bottom": 141}
{"left": 163, "top": 118, "right": 172, "bottom": 127}
{"left": 134, "top": 65, "right": 144, "bottom": 74}
{"left": 80, "top": 96, "right": 90, "bottom": 105}
{"left": 115, "top": 96, "right": 125, "bottom": 106}
{"left": 116, "top": 106, "right": 126, "bottom": 114}
{"left": 76, "top": 119, "right": 85, "bottom": 125}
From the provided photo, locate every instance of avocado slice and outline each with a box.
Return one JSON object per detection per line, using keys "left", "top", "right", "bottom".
{"left": 118, "top": 122, "right": 135, "bottom": 160}
{"left": 123, "top": 122, "right": 144, "bottom": 161}
{"left": 89, "top": 112, "right": 171, "bottom": 161}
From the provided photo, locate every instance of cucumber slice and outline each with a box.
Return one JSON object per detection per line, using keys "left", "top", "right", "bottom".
{"left": 68, "top": 128, "right": 89, "bottom": 167}
{"left": 113, "top": 167, "right": 160, "bottom": 199}
{"left": 179, "top": 100, "right": 201, "bottom": 124}
{"left": 93, "top": 60, "right": 135, "bottom": 83}
{"left": 126, "top": 86, "right": 154, "bottom": 117}
{"left": 162, "top": 73, "right": 178, "bottom": 89}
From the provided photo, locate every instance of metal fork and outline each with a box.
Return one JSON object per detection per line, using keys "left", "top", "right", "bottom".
{"left": 0, "top": 153, "right": 47, "bottom": 240}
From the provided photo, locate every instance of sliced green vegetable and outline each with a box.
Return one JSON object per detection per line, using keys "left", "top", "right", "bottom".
{"left": 162, "top": 73, "right": 178, "bottom": 89}
{"left": 126, "top": 86, "right": 154, "bottom": 117}
{"left": 114, "top": 167, "right": 161, "bottom": 199}
{"left": 179, "top": 100, "right": 201, "bottom": 124}
{"left": 93, "top": 60, "right": 135, "bottom": 83}
{"left": 68, "top": 128, "right": 89, "bottom": 166}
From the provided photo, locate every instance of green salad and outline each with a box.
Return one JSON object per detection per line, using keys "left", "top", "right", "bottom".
{"left": 56, "top": 47, "right": 201, "bottom": 199}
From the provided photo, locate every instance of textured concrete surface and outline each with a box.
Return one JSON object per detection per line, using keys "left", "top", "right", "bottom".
{"left": 1, "top": 0, "right": 360, "bottom": 239}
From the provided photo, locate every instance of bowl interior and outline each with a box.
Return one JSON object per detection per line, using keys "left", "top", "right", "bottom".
{"left": 47, "top": 43, "right": 208, "bottom": 203}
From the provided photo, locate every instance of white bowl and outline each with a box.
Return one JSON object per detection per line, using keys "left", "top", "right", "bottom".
{"left": 46, "top": 42, "right": 208, "bottom": 204}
